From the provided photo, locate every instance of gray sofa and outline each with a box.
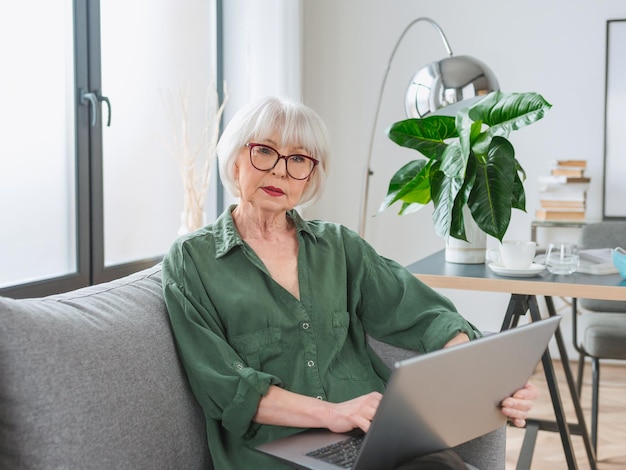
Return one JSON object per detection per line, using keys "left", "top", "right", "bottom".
{"left": 0, "top": 264, "right": 505, "bottom": 469}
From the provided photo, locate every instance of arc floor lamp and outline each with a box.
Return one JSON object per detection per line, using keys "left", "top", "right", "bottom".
{"left": 358, "top": 17, "right": 499, "bottom": 237}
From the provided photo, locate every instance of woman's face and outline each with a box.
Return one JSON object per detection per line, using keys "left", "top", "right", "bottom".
{"left": 234, "top": 134, "right": 313, "bottom": 214}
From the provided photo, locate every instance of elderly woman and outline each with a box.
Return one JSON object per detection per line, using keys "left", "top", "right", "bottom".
{"left": 162, "top": 96, "right": 537, "bottom": 469}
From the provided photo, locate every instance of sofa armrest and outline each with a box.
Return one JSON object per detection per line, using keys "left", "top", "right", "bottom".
{"left": 0, "top": 265, "right": 211, "bottom": 469}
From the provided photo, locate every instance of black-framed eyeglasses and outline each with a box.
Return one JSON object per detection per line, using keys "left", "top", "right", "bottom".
{"left": 246, "top": 143, "right": 319, "bottom": 180}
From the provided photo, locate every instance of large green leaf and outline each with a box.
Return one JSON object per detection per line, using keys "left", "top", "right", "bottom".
{"left": 386, "top": 115, "right": 457, "bottom": 160}
{"left": 456, "top": 109, "right": 481, "bottom": 158}
{"left": 470, "top": 92, "right": 552, "bottom": 154}
{"left": 397, "top": 201, "right": 423, "bottom": 216}
{"left": 511, "top": 160, "right": 527, "bottom": 211}
{"left": 430, "top": 144, "right": 465, "bottom": 239}
{"left": 467, "top": 136, "right": 516, "bottom": 241}
{"left": 449, "top": 154, "right": 478, "bottom": 241}
{"left": 439, "top": 141, "right": 467, "bottom": 179}
{"left": 379, "top": 159, "right": 432, "bottom": 212}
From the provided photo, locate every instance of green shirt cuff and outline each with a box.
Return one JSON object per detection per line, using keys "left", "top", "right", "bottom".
{"left": 221, "top": 364, "right": 281, "bottom": 437}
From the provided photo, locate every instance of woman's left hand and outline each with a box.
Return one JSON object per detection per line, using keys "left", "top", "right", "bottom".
{"left": 500, "top": 381, "right": 539, "bottom": 427}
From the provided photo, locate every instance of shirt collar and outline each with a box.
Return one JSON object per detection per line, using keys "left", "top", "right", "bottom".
{"left": 214, "top": 205, "right": 317, "bottom": 258}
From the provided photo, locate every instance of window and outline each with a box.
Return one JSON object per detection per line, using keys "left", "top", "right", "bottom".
{"left": 0, "top": 0, "right": 222, "bottom": 298}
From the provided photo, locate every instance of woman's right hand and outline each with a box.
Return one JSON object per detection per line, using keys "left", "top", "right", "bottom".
{"left": 254, "top": 386, "right": 382, "bottom": 433}
{"left": 325, "top": 391, "right": 383, "bottom": 433}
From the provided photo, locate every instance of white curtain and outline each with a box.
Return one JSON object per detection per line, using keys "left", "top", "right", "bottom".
{"left": 223, "top": 0, "right": 302, "bottom": 105}
{"left": 221, "top": 0, "right": 302, "bottom": 207}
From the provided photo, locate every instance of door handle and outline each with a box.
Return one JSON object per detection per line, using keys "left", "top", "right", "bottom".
{"left": 81, "top": 90, "right": 98, "bottom": 126}
{"left": 99, "top": 95, "right": 111, "bottom": 127}
{"left": 80, "top": 89, "right": 112, "bottom": 127}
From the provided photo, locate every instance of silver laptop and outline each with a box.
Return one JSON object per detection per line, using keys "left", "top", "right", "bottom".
{"left": 256, "top": 316, "right": 561, "bottom": 470}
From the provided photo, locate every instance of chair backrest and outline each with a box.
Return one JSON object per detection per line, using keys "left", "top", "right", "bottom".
{"left": 579, "top": 222, "right": 626, "bottom": 312}
{"left": 580, "top": 221, "right": 626, "bottom": 250}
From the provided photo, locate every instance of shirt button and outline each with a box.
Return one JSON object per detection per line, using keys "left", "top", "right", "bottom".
{"left": 302, "top": 322, "right": 310, "bottom": 330}
{"left": 307, "top": 360, "right": 315, "bottom": 367}
{"left": 235, "top": 363, "right": 243, "bottom": 371}
{"left": 316, "top": 396, "right": 324, "bottom": 400}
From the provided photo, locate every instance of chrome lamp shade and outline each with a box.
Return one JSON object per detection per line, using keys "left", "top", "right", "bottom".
{"left": 405, "top": 55, "right": 499, "bottom": 118}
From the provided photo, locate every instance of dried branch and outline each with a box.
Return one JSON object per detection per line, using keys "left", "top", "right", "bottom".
{"left": 163, "top": 82, "right": 228, "bottom": 233}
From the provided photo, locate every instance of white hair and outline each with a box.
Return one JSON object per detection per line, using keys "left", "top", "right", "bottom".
{"left": 216, "top": 96, "right": 330, "bottom": 206}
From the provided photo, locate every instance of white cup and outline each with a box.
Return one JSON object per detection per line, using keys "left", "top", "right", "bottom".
{"left": 488, "top": 241, "right": 537, "bottom": 269}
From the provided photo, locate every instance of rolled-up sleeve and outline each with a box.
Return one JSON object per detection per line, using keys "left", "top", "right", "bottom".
{"left": 162, "top": 243, "right": 282, "bottom": 437}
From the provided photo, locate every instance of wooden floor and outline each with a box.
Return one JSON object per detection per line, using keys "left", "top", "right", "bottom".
{"left": 506, "top": 360, "right": 626, "bottom": 469}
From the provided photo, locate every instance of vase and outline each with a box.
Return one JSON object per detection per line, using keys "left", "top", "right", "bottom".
{"left": 444, "top": 208, "right": 487, "bottom": 264}
{"left": 177, "top": 210, "right": 207, "bottom": 236}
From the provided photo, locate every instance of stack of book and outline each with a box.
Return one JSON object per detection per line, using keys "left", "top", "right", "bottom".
{"left": 535, "top": 160, "right": 590, "bottom": 222}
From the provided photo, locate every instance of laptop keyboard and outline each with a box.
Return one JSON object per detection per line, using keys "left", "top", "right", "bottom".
{"left": 305, "top": 434, "right": 365, "bottom": 468}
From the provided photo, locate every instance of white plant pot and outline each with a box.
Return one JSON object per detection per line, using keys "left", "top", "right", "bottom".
{"left": 444, "top": 210, "right": 487, "bottom": 264}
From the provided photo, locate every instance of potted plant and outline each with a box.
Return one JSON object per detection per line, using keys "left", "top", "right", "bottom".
{"left": 380, "top": 91, "right": 551, "bottom": 251}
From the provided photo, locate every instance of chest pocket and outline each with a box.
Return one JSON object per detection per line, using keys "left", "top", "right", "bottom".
{"left": 329, "top": 311, "right": 370, "bottom": 381}
{"left": 229, "top": 326, "right": 283, "bottom": 371}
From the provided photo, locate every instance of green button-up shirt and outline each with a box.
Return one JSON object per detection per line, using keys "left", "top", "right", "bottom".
{"left": 162, "top": 206, "right": 477, "bottom": 470}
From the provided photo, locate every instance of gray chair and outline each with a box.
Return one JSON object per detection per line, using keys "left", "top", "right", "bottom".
{"left": 573, "top": 221, "right": 626, "bottom": 452}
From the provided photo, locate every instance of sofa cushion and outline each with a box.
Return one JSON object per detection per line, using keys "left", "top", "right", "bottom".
{"left": 0, "top": 264, "right": 211, "bottom": 469}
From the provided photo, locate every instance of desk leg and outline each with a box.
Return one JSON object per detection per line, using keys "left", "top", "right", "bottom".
{"left": 544, "top": 296, "right": 597, "bottom": 468}
{"left": 504, "top": 295, "right": 581, "bottom": 470}
{"left": 526, "top": 295, "right": 580, "bottom": 470}
{"left": 501, "top": 294, "right": 529, "bottom": 330}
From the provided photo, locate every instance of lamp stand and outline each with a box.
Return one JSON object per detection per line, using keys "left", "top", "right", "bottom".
{"left": 358, "top": 17, "right": 454, "bottom": 238}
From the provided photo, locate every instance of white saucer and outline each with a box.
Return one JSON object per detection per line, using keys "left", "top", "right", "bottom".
{"left": 488, "top": 262, "right": 545, "bottom": 277}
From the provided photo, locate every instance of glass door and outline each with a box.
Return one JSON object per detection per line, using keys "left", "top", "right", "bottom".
{"left": 93, "top": 0, "right": 218, "bottom": 280}
{"left": 0, "top": 0, "right": 87, "bottom": 290}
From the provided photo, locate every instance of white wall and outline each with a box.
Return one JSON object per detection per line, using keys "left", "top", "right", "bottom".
{"left": 300, "top": 0, "right": 626, "bottom": 345}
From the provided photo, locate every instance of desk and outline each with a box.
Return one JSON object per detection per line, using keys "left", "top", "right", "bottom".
{"left": 407, "top": 250, "right": 626, "bottom": 470}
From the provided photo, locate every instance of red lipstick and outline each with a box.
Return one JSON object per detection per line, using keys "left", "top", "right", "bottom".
{"left": 262, "top": 186, "right": 285, "bottom": 197}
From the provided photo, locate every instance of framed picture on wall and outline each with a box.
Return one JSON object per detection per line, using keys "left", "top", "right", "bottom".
{"left": 603, "top": 19, "right": 626, "bottom": 219}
